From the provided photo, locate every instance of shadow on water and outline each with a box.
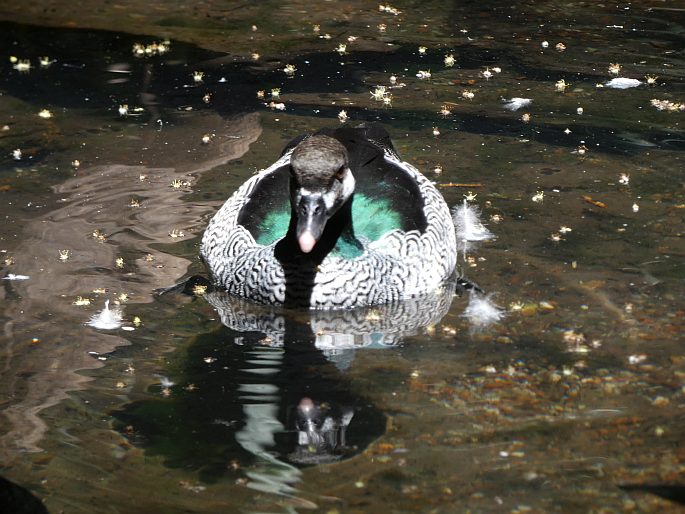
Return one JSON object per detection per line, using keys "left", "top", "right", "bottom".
{"left": 0, "top": 475, "right": 49, "bottom": 514}
{"left": 2, "top": 20, "right": 683, "bottom": 168}
{"left": 0, "top": 21, "right": 248, "bottom": 113}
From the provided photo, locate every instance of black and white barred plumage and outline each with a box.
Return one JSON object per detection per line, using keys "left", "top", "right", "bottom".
{"left": 200, "top": 124, "right": 457, "bottom": 309}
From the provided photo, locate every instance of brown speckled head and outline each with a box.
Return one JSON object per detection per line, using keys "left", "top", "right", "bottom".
{"left": 290, "top": 135, "right": 349, "bottom": 188}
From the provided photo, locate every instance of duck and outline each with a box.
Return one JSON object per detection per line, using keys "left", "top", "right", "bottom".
{"left": 200, "top": 123, "right": 457, "bottom": 309}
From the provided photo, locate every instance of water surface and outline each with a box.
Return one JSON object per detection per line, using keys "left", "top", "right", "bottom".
{"left": 0, "top": 2, "right": 684, "bottom": 512}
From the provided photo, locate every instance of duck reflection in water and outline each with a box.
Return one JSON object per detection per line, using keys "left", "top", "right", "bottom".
{"left": 289, "top": 397, "right": 355, "bottom": 465}
{"left": 113, "top": 278, "right": 462, "bottom": 494}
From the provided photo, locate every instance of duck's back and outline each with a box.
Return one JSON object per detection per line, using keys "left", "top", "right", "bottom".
{"left": 237, "top": 125, "right": 428, "bottom": 255}
{"left": 201, "top": 123, "right": 457, "bottom": 308}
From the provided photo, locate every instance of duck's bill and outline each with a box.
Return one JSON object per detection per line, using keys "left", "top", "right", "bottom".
{"left": 296, "top": 195, "right": 327, "bottom": 253}
{"left": 298, "top": 231, "right": 317, "bottom": 253}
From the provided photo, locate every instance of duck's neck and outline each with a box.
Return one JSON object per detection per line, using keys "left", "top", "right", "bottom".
{"left": 276, "top": 196, "right": 362, "bottom": 264}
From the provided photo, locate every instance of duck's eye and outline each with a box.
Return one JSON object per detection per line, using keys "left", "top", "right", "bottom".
{"left": 335, "top": 166, "right": 346, "bottom": 181}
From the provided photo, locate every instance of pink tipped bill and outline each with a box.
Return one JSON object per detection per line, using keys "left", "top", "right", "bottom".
{"left": 298, "top": 231, "right": 317, "bottom": 253}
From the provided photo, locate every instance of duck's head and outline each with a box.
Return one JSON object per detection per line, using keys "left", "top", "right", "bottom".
{"left": 289, "top": 135, "right": 355, "bottom": 253}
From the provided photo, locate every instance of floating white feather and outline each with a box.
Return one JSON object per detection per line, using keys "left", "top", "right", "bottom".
{"left": 2, "top": 274, "right": 30, "bottom": 280}
{"left": 503, "top": 97, "right": 532, "bottom": 111}
{"left": 452, "top": 200, "right": 495, "bottom": 243}
{"left": 462, "top": 292, "right": 505, "bottom": 328}
{"left": 87, "top": 300, "right": 123, "bottom": 330}
{"left": 605, "top": 77, "right": 641, "bottom": 89}
{"left": 159, "top": 376, "right": 175, "bottom": 388}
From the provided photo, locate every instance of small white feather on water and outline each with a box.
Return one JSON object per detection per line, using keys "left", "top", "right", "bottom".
{"left": 503, "top": 97, "right": 532, "bottom": 111}
{"left": 2, "top": 274, "right": 30, "bottom": 280}
{"left": 452, "top": 200, "right": 495, "bottom": 242}
{"left": 87, "top": 300, "right": 123, "bottom": 330}
{"left": 463, "top": 292, "right": 505, "bottom": 327}
{"left": 605, "top": 77, "right": 641, "bottom": 89}
{"left": 159, "top": 376, "right": 175, "bottom": 388}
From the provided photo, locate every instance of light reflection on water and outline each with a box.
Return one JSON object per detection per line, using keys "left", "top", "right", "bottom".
{"left": 0, "top": 113, "right": 261, "bottom": 454}
{"left": 0, "top": 2, "right": 683, "bottom": 512}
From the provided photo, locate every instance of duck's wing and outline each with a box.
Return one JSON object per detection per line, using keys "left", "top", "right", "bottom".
{"left": 237, "top": 124, "right": 430, "bottom": 247}
{"left": 327, "top": 124, "right": 428, "bottom": 236}
{"left": 236, "top": 157, "right": 292, "bottom": 246}
{"left": 280, "top": 133, "right": 308, "bottom": 156}
{"left": 233, "top": 125, "right": 397, "bottom": 248}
